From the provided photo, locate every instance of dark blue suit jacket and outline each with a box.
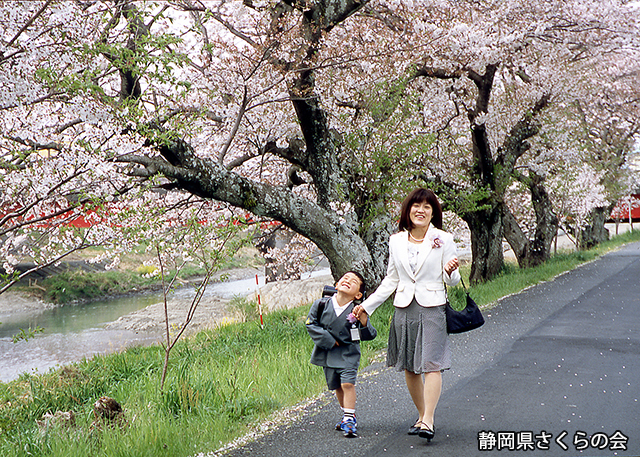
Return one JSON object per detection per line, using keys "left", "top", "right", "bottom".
{"left": 306, "top": 297, "right": 377, "bottom": 369}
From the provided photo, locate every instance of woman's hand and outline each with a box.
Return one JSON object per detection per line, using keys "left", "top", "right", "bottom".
{"left": 444, "top": 257, "right": 459, "bottom": 275}
{"left": 352, "top": 305, "right": 368, "bottom": 325}
{"left": 352, "top": 304, "right": 367, "bottom": 320}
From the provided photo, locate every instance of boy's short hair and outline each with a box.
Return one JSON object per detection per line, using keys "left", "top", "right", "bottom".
{"left": 345, "top": 270, "right": 366, "bottom": 296}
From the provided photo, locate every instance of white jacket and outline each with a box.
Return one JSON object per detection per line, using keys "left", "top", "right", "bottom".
{"left": 361, "top": 227, "right": 461, "bottom": 315}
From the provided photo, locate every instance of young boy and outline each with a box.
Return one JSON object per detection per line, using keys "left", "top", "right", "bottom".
{"left": 305, "top": 271, "right": 376, "bottom": 438}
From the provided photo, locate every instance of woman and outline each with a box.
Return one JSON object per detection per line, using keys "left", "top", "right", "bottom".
{"left": 353, "top": 188, "right": 460, "bottom": 442}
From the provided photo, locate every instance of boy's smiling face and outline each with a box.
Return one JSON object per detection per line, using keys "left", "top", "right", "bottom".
{"left": 336, "top": 272, "right": 363, "bottom": 301}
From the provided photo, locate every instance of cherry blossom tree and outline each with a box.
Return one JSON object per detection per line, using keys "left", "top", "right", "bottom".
{"left": 373, "top": 1, "right": 640, "bottom": 276}
{"left": 570, "top": 67, "right": 640, "bottom": 247}
{"left": 0, "top": 1, "right": 248, "bottom": 294}
{"left": 2, "top": 0, "right": 639, "bottom": 293}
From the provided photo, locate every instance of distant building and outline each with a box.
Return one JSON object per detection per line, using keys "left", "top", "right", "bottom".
{"left": 610, "top": 193, "right": 640, "bottom": 222}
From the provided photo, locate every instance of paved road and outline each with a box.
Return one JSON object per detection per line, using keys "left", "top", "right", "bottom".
{"left": 224, "top": 241, "right": 640, "bottom": 457}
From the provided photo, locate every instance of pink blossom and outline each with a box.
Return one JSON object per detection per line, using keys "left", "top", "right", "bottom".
{"left": 347, "top": 313, "right": 357, "bottom": 324}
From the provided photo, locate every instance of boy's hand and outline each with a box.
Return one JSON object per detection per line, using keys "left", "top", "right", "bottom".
{"left": 352, "top": 305, "right": 368, "bottom": 323}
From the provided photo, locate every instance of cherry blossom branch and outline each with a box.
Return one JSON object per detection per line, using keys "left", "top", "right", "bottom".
{"left": 225, "top": 152, "right": 259, "bottom": 170}
{"left": 186, "top": 6, "right": 212, "bottom": 69}
{"left": 151, "top": 107, "right": 224, "bottom": 126}
{"left": 112, "top": 153, "right": 165, "bottom": 177}
{"left": 54, "top": 119, "right": 83, "bottom": 134}
{"left": 0, "top": 205, "right": 81, "bottom": 238}
{"left": 0, "top": 90, "right": 65, "bottom": 111}
{"left": 412, "top": 65, "right": 465, "bottom": 81}
{"left": 261, "top": 139, "right": 307, "bottom": 167}
{"left": 4, "top": 0, "right": 53, "bottom": 49}
{"left": 4, "top": 135, "right": 63, "bottom": 153}
{"left": 218, "top": 86, "right": 249, "bottom": 165}
{"left": 359, "top": 4, "right": 407, "bottom": 34}
{"left": 203, "top": 7, "right": 258, "bottom": 48}
{"left": 0, "top": 168, "right": 87, "bottom": 233}
{"left": 498, "top": 92, "right": 551, "bottom": 165}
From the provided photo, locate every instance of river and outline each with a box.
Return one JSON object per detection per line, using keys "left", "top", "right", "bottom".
{"left": 0, "top": 273, "right": 266, "bottom": 383}
{"left": 0, "top": 268, "right": 332, "bottom": 383}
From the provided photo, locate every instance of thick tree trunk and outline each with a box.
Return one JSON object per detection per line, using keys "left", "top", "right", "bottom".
{"left": 503, "top": 206, "right": 557, "bottom": 268}
{"left": 528, "top": 176, "right": 559, "bottom": 265}
{"left": 580, "top": 207, "right": 610, "bottom": 249}
{"left": 503, "top": 173, "right": 558, "bottom": 268}
{"left": 463, "top": 66, "right": 505, "bottom": 283}
{"left": 502, "top": 208, "right": 529, "bottom": 266}
{"left": 462, "top": 204, "right": 504, "bottom": 283}
{"left": 359, "top": 206, "right": 396, "bottom": 290}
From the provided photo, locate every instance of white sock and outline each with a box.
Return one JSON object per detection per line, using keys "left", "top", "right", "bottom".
{"left": 343, "top": 408, "right": 355, "bottom": 421}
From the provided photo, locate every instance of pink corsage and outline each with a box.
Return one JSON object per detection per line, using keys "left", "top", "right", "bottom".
{"left": 429, "top": 234, "right": 444, "bottom": 249}
{"left": 347, "top": 313, "right": 358, "bottom": 324}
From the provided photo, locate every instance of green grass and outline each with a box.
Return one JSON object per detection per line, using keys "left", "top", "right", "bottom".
{"left": 0, "top": 305, "right": 393, "bottom": 457}
{"left": 0, "top": 230, "right": 638, "bottom": 456}
{"left": 35, "top": 270, "right": 159, "bottom": 304}
{"left": 454, "top": 229, "right": 640, "bottom": 309}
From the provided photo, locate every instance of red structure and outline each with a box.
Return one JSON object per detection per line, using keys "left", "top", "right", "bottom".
{"left": 0, "top": 203, "right": 98, "bottom": 229}
{"left": 610, "top": 194, "right": 640, "bottom": 222}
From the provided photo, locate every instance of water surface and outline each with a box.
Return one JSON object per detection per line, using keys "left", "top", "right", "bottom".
{"left": 0, "top": 268, "right": 330, "bottom": 383}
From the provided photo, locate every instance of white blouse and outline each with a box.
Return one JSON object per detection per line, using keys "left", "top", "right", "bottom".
{"left": 408, "top": 242, "right": 421, "bottom": 274}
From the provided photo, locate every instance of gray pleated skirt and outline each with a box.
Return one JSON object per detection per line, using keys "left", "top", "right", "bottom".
{"left": 387, "top": 298, "right": 451, "bottom": 374}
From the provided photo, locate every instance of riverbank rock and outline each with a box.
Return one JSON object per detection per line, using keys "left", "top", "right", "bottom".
{"left": 104, "top": 296, "right": 231, "bottom": 334}
{"left": 36, "top": 411, "right": 76, "bottom": 431}
{"left": 257, "top": 273, "right": 333, "bottom": 312}
{"left": 0, "top": 290, "right": 54, "bottom": 315}
{"left": 104, "top": 273, "right": 334, "bottom": 334}
{"left": 91, "top": 396, "right": 126, "bottom": 430}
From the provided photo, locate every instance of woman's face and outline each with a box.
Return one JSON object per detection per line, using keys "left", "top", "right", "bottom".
{"left": 410, "top": 201, "right": 433, "bottom": 230}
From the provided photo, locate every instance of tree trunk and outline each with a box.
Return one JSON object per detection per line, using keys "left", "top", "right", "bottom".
{"left": 359, "top": 204, "right": 396, "bottom": 289}
{"left": 463, "top": 66, "right": 505, "bottom": 283}
{"left": 528, "top": 175, "right": 559, "bottom": 265}
{"left": 502, "top": 207, "right": 529, "bottom": 266}
{"left": 503, "top": 172, "right": 558, "bottom": 268}
{"left": 462, "top": 204, "right": 504, "bottom": 283}
{"left": 580, "top": 206, "right": 610, "bottom": 249}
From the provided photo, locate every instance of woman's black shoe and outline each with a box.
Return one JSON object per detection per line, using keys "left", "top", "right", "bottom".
{"left": 419, "top": 424, "right": 435, "bottom": 442}
{"left": 408, "top": 419, "right": 423, "bottom": 435}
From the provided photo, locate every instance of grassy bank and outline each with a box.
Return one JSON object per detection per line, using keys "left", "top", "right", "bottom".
{"left": 0, "top": 304, "right": 394, "bottom": 457}
{"left": 461, "top": 229, "right": 640, "bottom": 307}
{"left": 1, "top": 230, "right": 638, "bottom": 457}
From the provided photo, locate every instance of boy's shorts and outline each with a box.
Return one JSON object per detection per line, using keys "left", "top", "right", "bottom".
{"left": 323, "top": 367, "right": 357, "bottom": 390}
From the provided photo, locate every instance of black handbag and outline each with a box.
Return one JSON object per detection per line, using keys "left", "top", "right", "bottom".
{"left": 445, "top": 278, "right": 484, "bottom": 334}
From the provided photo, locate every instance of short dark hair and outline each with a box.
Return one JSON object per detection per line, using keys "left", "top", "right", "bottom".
{"left": 345, "top": 270, "right": 366, "bottom": 296}
{"left": 398, "top": 188, "right": 443, "bottom": 231}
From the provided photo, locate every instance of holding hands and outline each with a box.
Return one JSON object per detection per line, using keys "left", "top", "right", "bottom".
{"left": 353, "top": 257, "right": 458, "bottom": 319}
{"left": 352, "top": 304, "right": 367, "bottom": 321}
